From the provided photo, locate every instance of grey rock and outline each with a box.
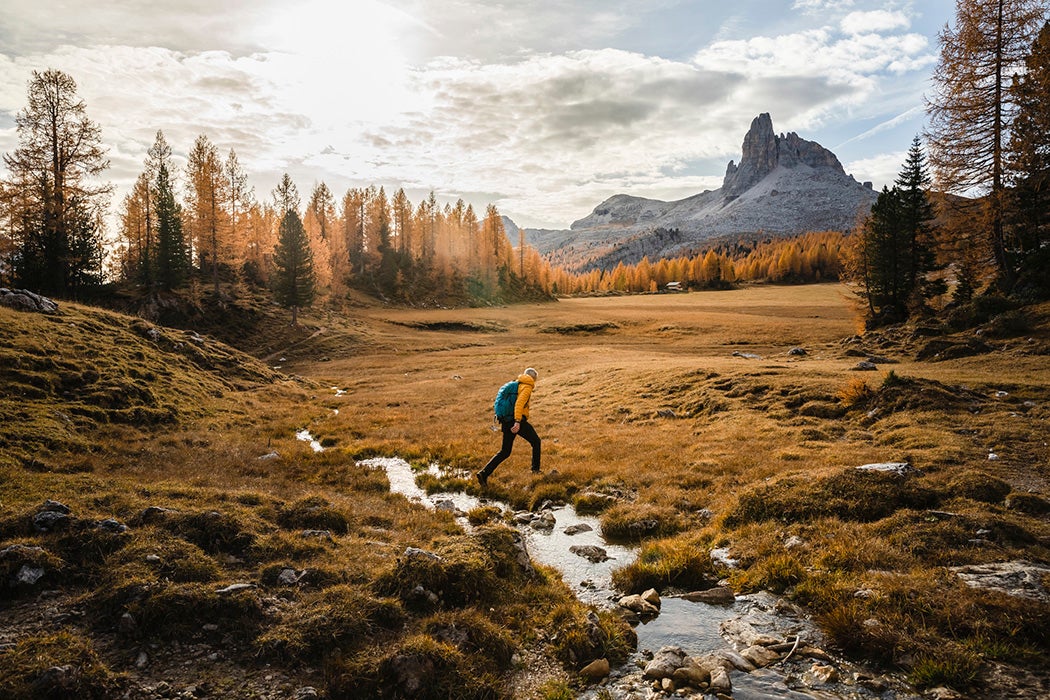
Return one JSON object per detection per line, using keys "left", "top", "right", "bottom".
{"left": 563, "top": 523, "right": 593, "bottom": 536}
{"left": 788, "top": 347, "right": 807, "bottom": 356}
{"left": 16, "top": 565, "right": 45, "bottom": 585}
{"left": 33, "top": 510, "right": 71, "bottom": 532}
{"left": 294, "top": 688, "right": 320, "bottom": 700}
{"left": 570, "top": 545, "right": 611, "bottom": 563}
{"left": 580, "top": 658, "right": 611, "bottom": 680}
{"left": 951, "top": 560, "right": 1050, "bottom": 602}
{"left": 97, "top": 518, "right": 128, "bottom": 533}
{"left": 852, "top": 361, "right": 878, "bottom": 371}
{"left": 855, "top": 461, "right": 917, "bottom": 476}
{"left": 0, "top": 288, "right": 59, "bottom": 314}
{"left": 404, "top": 546, "right": 442, "bottom": 562}
{"left": 215, "top": 583, "right": 256, "bottom": 595}
{"left": 679, "top": 586, "right": 735, "bottom": 605}
{"left": 41, "top": 499, "right": 71, "bottom": 514}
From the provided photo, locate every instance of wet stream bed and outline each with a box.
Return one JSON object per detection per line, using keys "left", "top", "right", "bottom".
{"left": 367, "top": 456, "right": 922, "bottom": 699}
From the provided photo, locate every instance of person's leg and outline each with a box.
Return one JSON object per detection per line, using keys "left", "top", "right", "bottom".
{"left": 480, "top": 422, "right": 516, "bottom": 478}
{"left": 518, "top": 419, "right": 541, "bottom": 472}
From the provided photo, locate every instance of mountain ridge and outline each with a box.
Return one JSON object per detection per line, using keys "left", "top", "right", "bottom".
{"left": 525, "top": 113, "right": 879, "bottom": 271}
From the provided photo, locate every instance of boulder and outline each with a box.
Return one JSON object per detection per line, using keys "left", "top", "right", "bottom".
{"left": 641, "top": 588, "right": 661, "bottom": 607}
{"left": 618, "top": 594, "right": 659, "bottom": 616}
{"left": 0, "top": 288, "right": 59, "bottom": 314}
{"left": 580, "top": 658, "right": 610, "bottom": 680}
{"left": 679, "top": 586, "right": 735, "bottom": 605}
{"left": 709, "top": 666, "right": 732, "bottom": 692}
{"left": 642, "top": 647, "right": 687, "bottom": 680}
{"left": 570, "top": 545, "right": 611, "bottom": 563}
{"left": 563, "top": 523, "right": 592, "bottom": 536}
{"left": 741, "top": 644, "right": 781, "bottom": 668}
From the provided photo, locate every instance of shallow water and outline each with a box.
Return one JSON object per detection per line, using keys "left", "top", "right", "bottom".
{"left": 375, "top": 456, "right": 740, "bottom": 652}
{"left": 375, "top": 456, "right": 919, "bottom": 700}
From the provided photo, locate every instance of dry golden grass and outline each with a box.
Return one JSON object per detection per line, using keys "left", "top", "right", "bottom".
{"left": 3, "top": 284, "right": 1049, "bottom": 695}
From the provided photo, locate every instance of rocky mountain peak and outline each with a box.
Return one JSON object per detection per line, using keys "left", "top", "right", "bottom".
{"left": 722, "top": 113, "right": 845, "bottom": 199}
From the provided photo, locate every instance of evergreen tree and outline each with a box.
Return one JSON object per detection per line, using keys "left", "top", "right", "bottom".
{"left": 1, "top": 69, "right": 110, "bottom": 298}
{"left": 926, "top": 0, "right": 1046, "bottom": 291}
{"left": 272, "top": 208, "right": 315, "bottom": 325}
{"left": 847, "top": 140, "right": 939, "bottom": 327}
{"left": 154, "top": 162, "right": 188, "bottom": 290}
{"left": 1006, "top": 20, "right": 1050, "bottom": 293}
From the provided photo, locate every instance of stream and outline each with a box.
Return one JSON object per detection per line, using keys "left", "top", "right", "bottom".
{"left": 288, "top": 442, "right": 920, "bottom": 699}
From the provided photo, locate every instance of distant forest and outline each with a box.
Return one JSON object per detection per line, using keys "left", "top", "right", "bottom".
{"left": 2, "top": 2, "right": 1048, "bottom": 324}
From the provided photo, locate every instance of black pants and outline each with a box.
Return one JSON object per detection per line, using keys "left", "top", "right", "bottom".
{"left": 481, "top": 418, "right": 541, "bottom": 475}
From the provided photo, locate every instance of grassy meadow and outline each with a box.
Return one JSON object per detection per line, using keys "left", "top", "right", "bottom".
{"left": 1, "top": 283, "right": 1049, "bottom": 698}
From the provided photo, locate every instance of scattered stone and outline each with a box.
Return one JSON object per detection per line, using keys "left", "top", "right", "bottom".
{"left": 16, "top": 565, "right": 45, "bottom": 585}
{"left": 788, "top": 347, "right": 807, "bottom": 356}
{"left": 709, "top": 666, "right": 732, "bottom": 692}
{"left": 257, "top": 451, "right": 280, "bottom": 461}
{"left": 741, "top": 644, "right": 781, "bottom": 668}
{"left": 619, "top": 594, "right": 660, "bottom": 616}
{"left": 96, "top": 518, "right": 128, "bottom": 533}
{"left": 563, "top": 523, "right": 593, "bottom": 536}
{"left": 277, "top": 568, "right": 301, "bottom": 586}
{"left": 33, "top": 510, "right": 71, "bottom": 532}
{"left": 642, "top": 647, "right": 688, "bottom": 680}
{"left": 215, "top": 583, "right": 256, "bottom": 595}
{"left": 146, "top": 554, "right": 163, "bottom": 564}
{"left": 641, "top": 588, "right": 661, "bottom": 608}
{"left": 656, "top": 408, "right": 677, "bottom": 418}
{"left": 710, "top": 547, "right": 739, "bottom": 568}
{"left": 580, "top": 658, "right": 611, "bottom": 680}
{"left": 294, "top": 688, "right": 320, "bottom": 700}
{"left": 950, "top": 560, "right": 1050, "bottom": 602}
{"left": 531, "top": 511, "right": 556, "bottom": 531}
{"left": 783, "top": 535, "right": 806, "bottom": 550}
{"left": 927, "top": 687, "right": 964, "bottom": 700}
{"left": 852, "top": 361, "right": 878, "bottom": 371}
{"left": 570, "top": 545, "right": 611, "bottom": 563}
{"left": 409, "top": 585, "right": 439, "bottom": 606}
{"left": 719, "top": 618, "right": 782, "bottom": 648}
{"left": 41, "top": 499, "right": 71, "bottom": 514}
{"left": 854, "top": 461, "right": 917, "bottom": 476}
{"left": 135, "top": 651, "right": 149, "bottom": 669}
{"left": 404, "top": 547, "right": 442, "bottom": 562}
{"left": 679, "top": 587, "right": 735, "bottom": 605}
{"left": 432, "top": 498, "right": 457, "bottom": 513}
{"left": 732, "top": 351, "right": 762, "bottom": 359}
{"left": 300, "top": 529, "right": 334, "bottom": 541}
{"left": 802, "top": 663, "right": 840, "bottom": 686}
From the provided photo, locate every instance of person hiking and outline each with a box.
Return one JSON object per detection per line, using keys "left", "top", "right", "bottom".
{"left": 477, "top": 367, "right": 541, "bottom": 486}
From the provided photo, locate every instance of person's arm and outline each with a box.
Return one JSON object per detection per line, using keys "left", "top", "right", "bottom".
{"left": 513, "top": 381, "right": 533, "bottom": 430}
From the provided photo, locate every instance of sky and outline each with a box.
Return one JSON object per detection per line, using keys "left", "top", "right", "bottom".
{"left": 0, "top": 0, "right": 956, "bottom": 230}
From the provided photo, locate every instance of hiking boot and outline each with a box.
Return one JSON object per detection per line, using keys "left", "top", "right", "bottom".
{"left": 476, "top": 470, "right": 488, "bottom": 487}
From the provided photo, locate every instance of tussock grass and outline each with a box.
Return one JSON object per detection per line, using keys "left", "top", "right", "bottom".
{"left": 4, "top": 286, "right": 1050, "bottom": 695}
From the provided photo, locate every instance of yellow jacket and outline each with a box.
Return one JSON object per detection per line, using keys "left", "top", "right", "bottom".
{"left": 514, "top": 373, "right": 535, "bottom": 421}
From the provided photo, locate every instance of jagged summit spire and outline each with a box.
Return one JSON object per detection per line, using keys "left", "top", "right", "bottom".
{"left": 722, "top": 113, "right": 845, "bottom": 199}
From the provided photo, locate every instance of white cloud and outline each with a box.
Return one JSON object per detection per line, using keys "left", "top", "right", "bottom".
{"left": 841, "top": 10, "right": 911, "bottom": 35}
{"left": 847, "top": 150, "right": 908, "bottom": 188}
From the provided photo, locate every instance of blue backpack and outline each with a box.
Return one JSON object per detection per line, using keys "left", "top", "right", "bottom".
{"left": 493, "top": 380, "right": 519, "bottom": 421}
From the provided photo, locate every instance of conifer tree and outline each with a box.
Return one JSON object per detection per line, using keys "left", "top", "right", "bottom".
{"left": 272, "top": 208, "right": 315, "bottom": 325}
{"left": 847, "top": 142, "right": 939, "bottom": 326}
{"left": 155, "top": 162, "right": 188, "bottom": 290}
{"left": 1, "top": 69, "right": 110, "bottom": 297}
{"left": 926, "top": 0, "right": 1046, "bottom": 291}
{"left": 1006, "top": 20, "right": 1050, "bottom": 288}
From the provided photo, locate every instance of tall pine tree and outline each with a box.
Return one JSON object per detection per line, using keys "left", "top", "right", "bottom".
{"left": 155, "top": 162, "right": 188, "bottom": 290}
{"left": 848, "top": 140, "right": 939, "bottom": 326}
{"left": 272, "top": 208, "right": 315, "bottom": 325}
{"left": 1006, "top": 20, "right": 1050, "bottom": 296}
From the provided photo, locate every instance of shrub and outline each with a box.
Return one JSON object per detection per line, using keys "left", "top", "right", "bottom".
{"left": 276, "top": 495, "right": 352, "bottom": 535}
{"left": 373, "top": 537, "right": 504, "bottom": 609}
{"left": 946, "top": 470, "right": 1011, "bottom": 504}
{"left": 1005, "top": 492, "right": 1050, "bottom": 515}
{"left": 600, "top": 503, "right": 684, "bottom": 542}
{"left": 838, "top": 377, "right": 873, "bottom": 407}
{"left": 909, "top": 648, "right": 982, "bottom": 690}
{"left": 730, "top": 552, "right": 805, "bottom": 593}
{"left": 0, "top": 633, "right": 119, "bottom": 700}
{"left": 610, "top": 535, "right": 717, "bottom": 593}
{"left": 256, "top": 585, "right": 404, "bottom": 661}
{"left": 572, "top": 492, "right": 617, "bottom": 515}
{"left": 724, "top": 469, "right": 942, "bottom": 526}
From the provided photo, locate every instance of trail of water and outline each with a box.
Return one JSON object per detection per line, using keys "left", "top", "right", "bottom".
{"left": 371, "top": 456, "right": 920, "bottom": 700}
